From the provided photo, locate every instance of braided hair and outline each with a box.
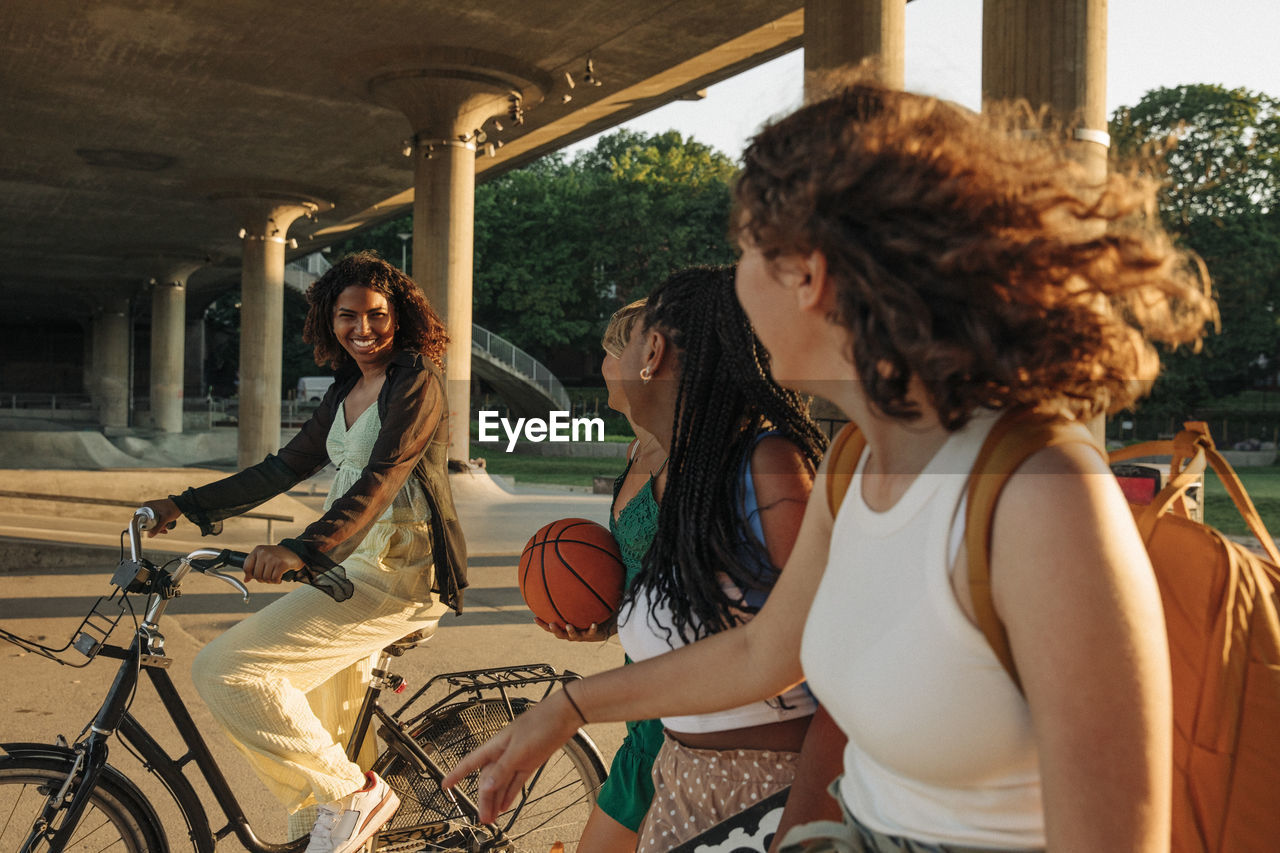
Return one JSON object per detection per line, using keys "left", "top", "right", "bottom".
{"left": 626, "top": 266, "right": 827, "bottom": 644}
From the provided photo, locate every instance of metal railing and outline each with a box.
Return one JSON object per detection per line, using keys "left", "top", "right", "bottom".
{"left": 471, "top": 324, "right": 569, "bottom": 410}
{"left": 2, "top": 393, "right": 95, "bottom": 411}
{"left": 0, "top": 490, "right": 293, "bottom": 541}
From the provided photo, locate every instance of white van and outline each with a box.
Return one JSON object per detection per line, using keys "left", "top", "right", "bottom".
{"left": 297, "top": 376, "right": 336, "bottom": 401}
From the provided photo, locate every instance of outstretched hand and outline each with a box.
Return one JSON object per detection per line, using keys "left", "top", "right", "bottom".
{"left": 442, "top": 690, "right": 584, "bottom": 823}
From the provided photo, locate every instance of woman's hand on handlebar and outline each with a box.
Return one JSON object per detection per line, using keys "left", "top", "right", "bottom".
{"left": 242, "top": 545, "right": 304, "bottom": 584}
{"left": 140, "top": 499, "right": 182, "bottom": 537}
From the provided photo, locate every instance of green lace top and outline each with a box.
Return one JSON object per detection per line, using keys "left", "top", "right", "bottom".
{"left": 609, "top": 456, "right": 660, "bottom": 590}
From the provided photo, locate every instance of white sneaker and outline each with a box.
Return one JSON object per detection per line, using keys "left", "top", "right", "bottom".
{"left": 305, "top": 771, "right": 400, "bottom": 853}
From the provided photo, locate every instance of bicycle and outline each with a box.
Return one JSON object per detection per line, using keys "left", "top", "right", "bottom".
{"left": 0, "top": 508, "right": 607, "bottom": 852}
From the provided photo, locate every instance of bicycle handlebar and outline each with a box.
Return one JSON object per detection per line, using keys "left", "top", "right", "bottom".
{"left": 188, "top": 548, "right": 300, "bottom": 582}
{"left": 130, "top": 508, "right": 351, "bottom": 606}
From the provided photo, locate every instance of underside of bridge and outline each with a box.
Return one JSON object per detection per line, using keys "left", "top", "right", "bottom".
{"left": 0, "top": 0, "right": 805, "bottom": 317}
{"left": 0, "top": 0, "right": 1106, "bottom": 464}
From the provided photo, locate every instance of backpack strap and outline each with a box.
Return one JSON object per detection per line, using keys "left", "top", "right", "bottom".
{"left": 825, "top": 421, "right": 868, "bottom": 517}
{"left": 964, "top": 409, "right": 1102, "bottom": 692}
{"left": 1110, "top": 425, "right": 1208, "bottom": 522}
{"left": 1116, "top": 422, "right": 1280, "bottom": 565}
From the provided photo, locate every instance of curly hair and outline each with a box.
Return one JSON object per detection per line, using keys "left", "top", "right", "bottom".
{"left": 732, "top": 80, "right": 1217, "bottom": 429}
{"left": 303, "top": 251, "right": 448, "bottom": 369}
{"left": 627, "top": 266, "right": 828, "bottom": 642}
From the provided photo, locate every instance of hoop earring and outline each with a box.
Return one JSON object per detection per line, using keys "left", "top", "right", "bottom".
{"left": 639, "top": 366, "right": 652, "bottom": 384}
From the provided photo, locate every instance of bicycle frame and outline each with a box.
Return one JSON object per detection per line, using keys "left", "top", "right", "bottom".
{"left": 8, "top": 513, "right": 600, "bottom": 853}
{"left": 46, "top": 630, "right": 579, "bottom": 852}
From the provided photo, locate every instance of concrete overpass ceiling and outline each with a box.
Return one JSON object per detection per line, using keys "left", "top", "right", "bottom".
{"left": 0, "top": 0, "right": 803, "bottom": 318}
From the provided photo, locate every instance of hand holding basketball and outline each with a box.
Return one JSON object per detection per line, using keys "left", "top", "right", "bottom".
{"left": 535, "top": 617, "right": 616, "bottom": 641}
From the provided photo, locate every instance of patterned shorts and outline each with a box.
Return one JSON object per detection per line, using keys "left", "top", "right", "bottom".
{"left": 637, "top": 731, "right": 800, "bottom": 851}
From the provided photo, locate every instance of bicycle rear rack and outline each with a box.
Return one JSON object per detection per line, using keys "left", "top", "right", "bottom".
{"left": 393, "top": 664, "right": 581, "bottom": 731}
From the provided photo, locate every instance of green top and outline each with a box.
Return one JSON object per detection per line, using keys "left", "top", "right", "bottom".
{"left": 609, "top": 455, "right": 661, "bottom": 588}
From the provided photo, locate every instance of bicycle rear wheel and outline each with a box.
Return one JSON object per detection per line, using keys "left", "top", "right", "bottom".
{"left": 0, "top": 756, "right": 162, "bottom": 853}
{"left": 372, "top": 697, "right": 606, "bottom": 852}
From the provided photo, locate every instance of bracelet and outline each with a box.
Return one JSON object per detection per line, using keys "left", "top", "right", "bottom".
{"left": 562, "top": 682, "right": 587, "bottom": 725}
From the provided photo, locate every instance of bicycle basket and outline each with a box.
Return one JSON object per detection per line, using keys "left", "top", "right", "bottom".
{"left": 375, "top": 699, "right": 525, "bottom": 845}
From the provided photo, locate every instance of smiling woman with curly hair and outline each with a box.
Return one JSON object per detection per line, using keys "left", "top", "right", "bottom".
{"left": 142, "top": 250, "right": 465, "bottom": 850}
{"left": 447, "top": 81, "right": 1216, "bottom": 853}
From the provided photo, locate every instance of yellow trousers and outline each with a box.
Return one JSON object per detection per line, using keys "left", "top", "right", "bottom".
{"left": 191, "top": 522, "right": 442, "bottom": 839}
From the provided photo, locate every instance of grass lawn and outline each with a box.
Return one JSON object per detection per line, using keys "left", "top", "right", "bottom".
{"left": 1203, "top": 464, "right": 1280, "bottom": 538}
{"left": 469, "top": 445, "right": 625, "bottom": 487}
{"left": 468, "top": 444, "right": 1280, "bottom": 541}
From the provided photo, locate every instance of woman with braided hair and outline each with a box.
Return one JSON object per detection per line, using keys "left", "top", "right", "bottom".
{"left": 609, "top": 265, "right": 827, "bottom": 849}
{"left": 543, "top": 271, "right": 827, "bottom": 849}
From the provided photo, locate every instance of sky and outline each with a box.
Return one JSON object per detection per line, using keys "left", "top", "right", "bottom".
{"left": 568, "top": 0, "right": 1280, "bottom": 161}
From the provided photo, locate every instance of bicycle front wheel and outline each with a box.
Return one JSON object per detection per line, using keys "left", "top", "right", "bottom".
{"left": 372, "top": 697, "right": 606, "bottom": 852}
{"left": 0, "top": 755, "right": 162, "bottom": 853}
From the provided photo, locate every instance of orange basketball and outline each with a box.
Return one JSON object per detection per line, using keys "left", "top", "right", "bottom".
{"left": 519, "top": 518, "right": 626, "bottom": 629}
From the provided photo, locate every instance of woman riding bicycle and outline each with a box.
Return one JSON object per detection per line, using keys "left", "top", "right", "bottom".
{"left": 143, "top": 250, "right": 465, "bottom": 853}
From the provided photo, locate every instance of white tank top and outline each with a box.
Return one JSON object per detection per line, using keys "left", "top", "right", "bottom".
{"left": 800, "top": 411, "right": 1046, "bottom": 849}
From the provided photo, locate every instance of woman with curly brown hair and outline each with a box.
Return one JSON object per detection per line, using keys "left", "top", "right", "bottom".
{"left": 143, "top": 251, "right": 466, "bottom": 853}
{"left": 446, "top": 82, "right": 1216, "bottom": 853}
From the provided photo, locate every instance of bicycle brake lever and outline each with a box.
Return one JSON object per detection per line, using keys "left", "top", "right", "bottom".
{"left": 203, "top": 568, "right": 250, "bottom": 603}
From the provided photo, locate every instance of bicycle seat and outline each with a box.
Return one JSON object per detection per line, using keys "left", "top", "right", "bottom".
{"left": 383, "top": 626, "right": 435, "bottom": 657}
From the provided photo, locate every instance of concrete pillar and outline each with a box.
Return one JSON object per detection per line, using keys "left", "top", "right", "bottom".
{"left": 983, "top": 0, "right": 1108, "bottom": 440}
{"left": 804, "top": 0, "right": 906, "bottom": 91}
{"left": 92, "top": 294, "right": 131, "bottom": 429}
{"left": 213, "top": 192, "right": 329, "bottom": 468}
{"left": 185, "top": 314, "right": 206, "bottom": 400}
{"left": 148, "top": 280, "right": 186, "bottom": 432}
{"left": 369, "top": 55, "right": 546, "bottom": 462}
{"left": 413, "top": 137, "right": 477, "bottom": 463}
{"left": 982, "top": 0, "right": 1108, "bottom": 183}
{"left": 82, "top": 318, "right": 96, "bottom": 397}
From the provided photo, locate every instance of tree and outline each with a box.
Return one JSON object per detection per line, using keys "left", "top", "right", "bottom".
{"left": 328, "top": 220, "right": 413, "bottom": 273}
{"left": 1111, "top": 85, "right": 1280, "bottom": 414}
{"left": 579, "top": 130, "right": 738, "bottom": 308}
{"left": 473, "top": 130, "right": 738, "bottom": 361}
{"left": 321, "top": 130, "right": 738, "bottom": 366}
{"left": 472, "top": 153, "right": 601, "bottom": 356}
{"left": 1112, "top": 85, "right": 1280, "bottom": 224}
